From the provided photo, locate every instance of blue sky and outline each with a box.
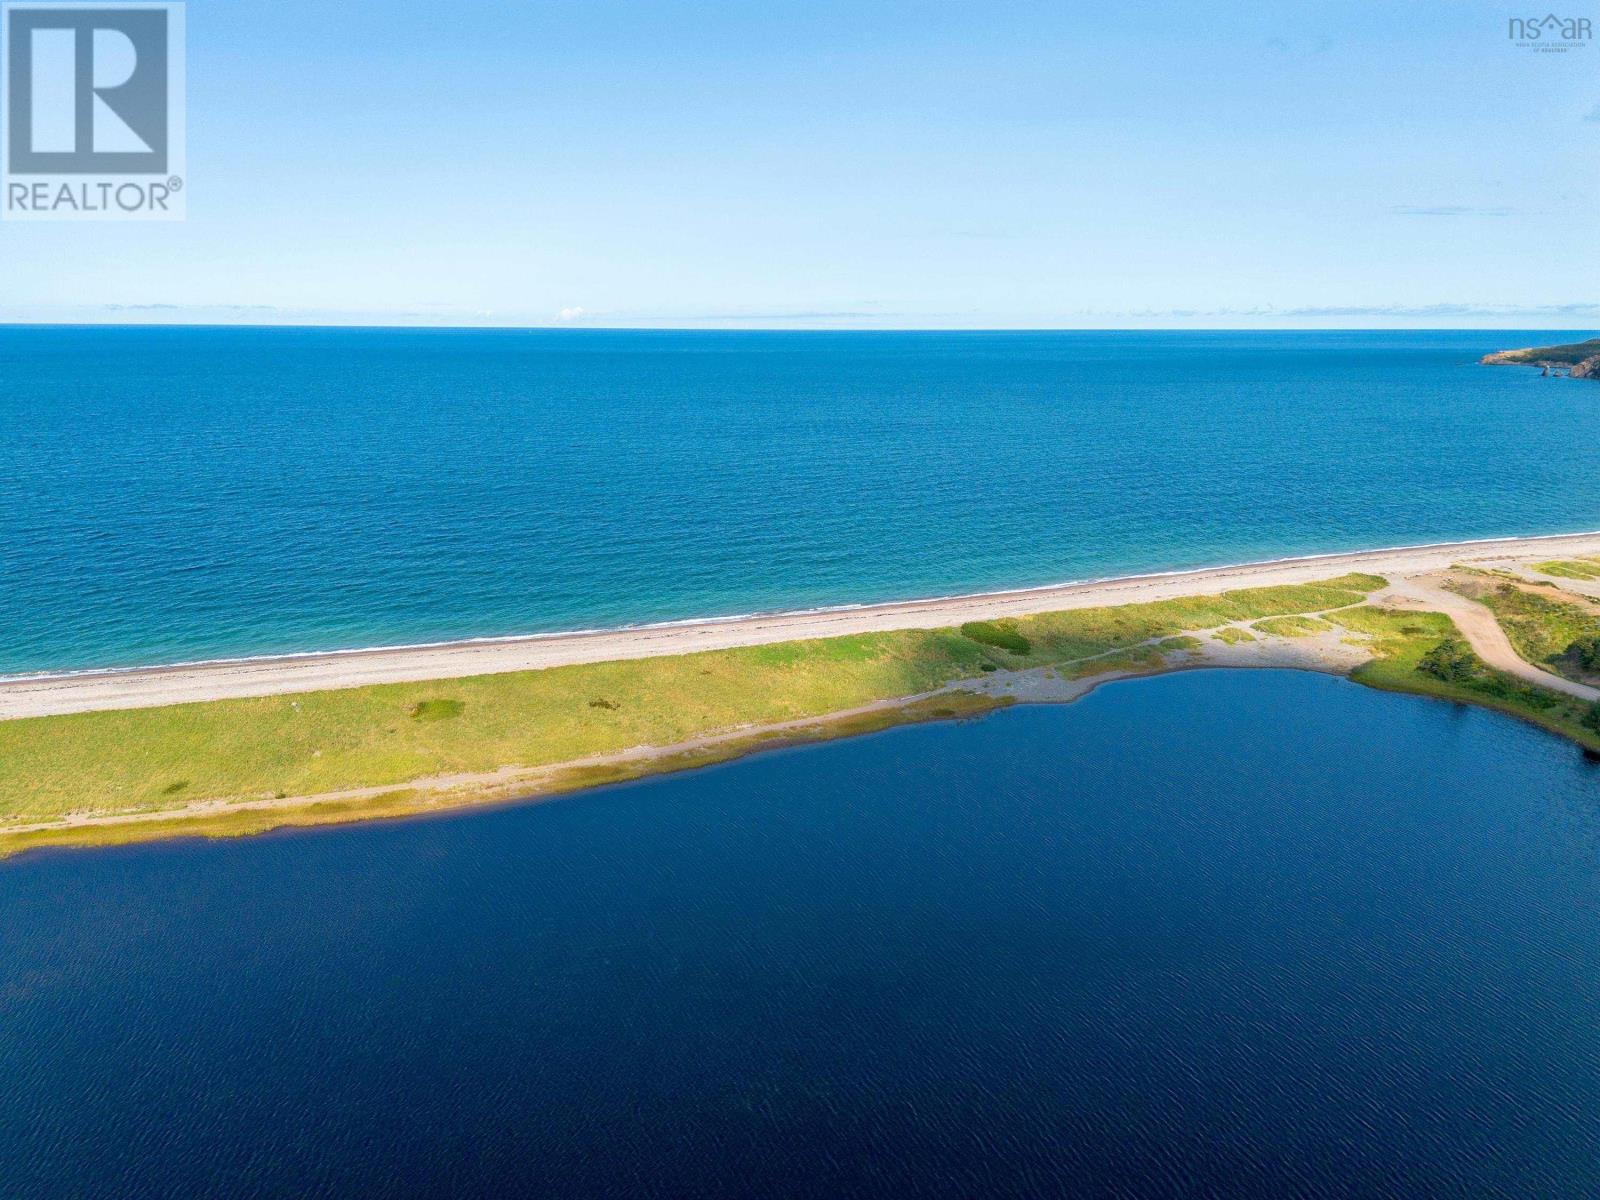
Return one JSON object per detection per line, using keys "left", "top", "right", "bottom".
{"left": 2, "top": 0, "right": 1596, "bottom": 327}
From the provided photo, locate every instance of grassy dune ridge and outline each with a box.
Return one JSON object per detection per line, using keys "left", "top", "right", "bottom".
{"left": 0, "top": 575, "right": 1384, "bottom": 830}
{"left": 1252, "top": 615, "right": 1332, "bottom": 638}
{"left": 10, "top": 567, "right": 1600, "bottom": 859}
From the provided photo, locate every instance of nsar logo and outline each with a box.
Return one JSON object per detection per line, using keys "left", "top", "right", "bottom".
{"left": 1507, "top": 12, "right": 1592, "bottom": 51}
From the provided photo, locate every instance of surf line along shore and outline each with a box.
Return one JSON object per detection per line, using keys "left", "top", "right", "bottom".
{"left": 5, "top": 531, "right": 1600, "bottom": 721}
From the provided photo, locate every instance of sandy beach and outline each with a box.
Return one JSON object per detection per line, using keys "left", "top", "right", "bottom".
{"left": 6, "top": 530, "right": 1600, "bottom": 720}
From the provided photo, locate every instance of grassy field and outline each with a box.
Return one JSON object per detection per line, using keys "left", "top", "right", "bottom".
{"left": 0, "top": 574, "right": 1385, "bottom": 837}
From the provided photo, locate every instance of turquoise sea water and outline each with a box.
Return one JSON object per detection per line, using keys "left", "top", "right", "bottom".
{"left": 2, "top": 327, "right": 1596, "bottom": 674}
{"left": 5, "top": 671, "right": 1600, "bottom": 1197}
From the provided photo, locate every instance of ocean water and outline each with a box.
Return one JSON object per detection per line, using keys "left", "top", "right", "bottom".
{"left": 2, "top": 327, "right": 1597, "bottom": 675}
{"left": 4, "top": 670, "right": 1600, "bottom": 1197}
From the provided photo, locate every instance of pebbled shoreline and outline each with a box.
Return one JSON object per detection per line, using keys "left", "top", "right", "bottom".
{"left": 6, "top": 530, "right": 1600, "bottom": 720}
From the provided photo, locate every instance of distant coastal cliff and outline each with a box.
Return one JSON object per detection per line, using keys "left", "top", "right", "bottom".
{"left": 1481, "top": 338, "right": 1600, "bottom": 379}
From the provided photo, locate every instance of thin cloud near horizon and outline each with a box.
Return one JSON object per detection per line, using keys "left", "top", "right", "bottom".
{"left": 0, "top": 300, "right": 1585, "bottom": 330}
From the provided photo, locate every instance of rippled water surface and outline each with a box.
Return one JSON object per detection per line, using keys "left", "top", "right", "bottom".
{"left": 2, "top": 327, "right": 1597, "bottom": 673}
{"left": 4, "top": 671, "right": 1600, "bottom": 1197}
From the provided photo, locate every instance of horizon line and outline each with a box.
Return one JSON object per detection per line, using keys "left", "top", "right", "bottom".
{"left": 0, "top": 320, "right": 1595, "bottom": 335}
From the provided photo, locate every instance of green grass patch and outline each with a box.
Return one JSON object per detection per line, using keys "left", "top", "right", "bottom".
{"left": 1156, "top": 636, "right": 1202, "bottom": 652}
{"left": 1533, "top": 559, "right": 1600, "bottom": 582}
{"left": 1214, "top": 626, "right": 1256, "bottom": 645}
{"left": 1061, "top": 644, "right": 1170, "bottom": 680}
{"left": 0, "top": 789, "right": 429, "bottom": 859}
{"left": 1252, "top": 615, "right": 1332, "bottom": 638}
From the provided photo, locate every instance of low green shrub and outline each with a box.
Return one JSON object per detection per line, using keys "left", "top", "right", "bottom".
{"left": 1567, "top": 636, "right": 1600, "bottom": 673}
{"left": 1418, "top": 639, "right": 1477, "bottom": 684}
{"left": 961, "top": 620, "right": 1031, "bottom": 654}
{"left": 410, "top": 699, "right": 465, "bottom": 722}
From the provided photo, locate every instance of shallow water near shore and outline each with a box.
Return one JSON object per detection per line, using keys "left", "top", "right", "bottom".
{"left": 4, "top": 327, "right": 1599, "bottom": 674}
{"left": 5, "top": 670, "right": 1600, "bottom": 1197}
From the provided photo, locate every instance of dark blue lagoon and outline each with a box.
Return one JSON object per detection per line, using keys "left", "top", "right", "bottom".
{"left": 3, "top": 327, "right": 1599, "bottom": 673}
{"left": 4, "top": 670, "right": 1600, "bottom": 1197}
